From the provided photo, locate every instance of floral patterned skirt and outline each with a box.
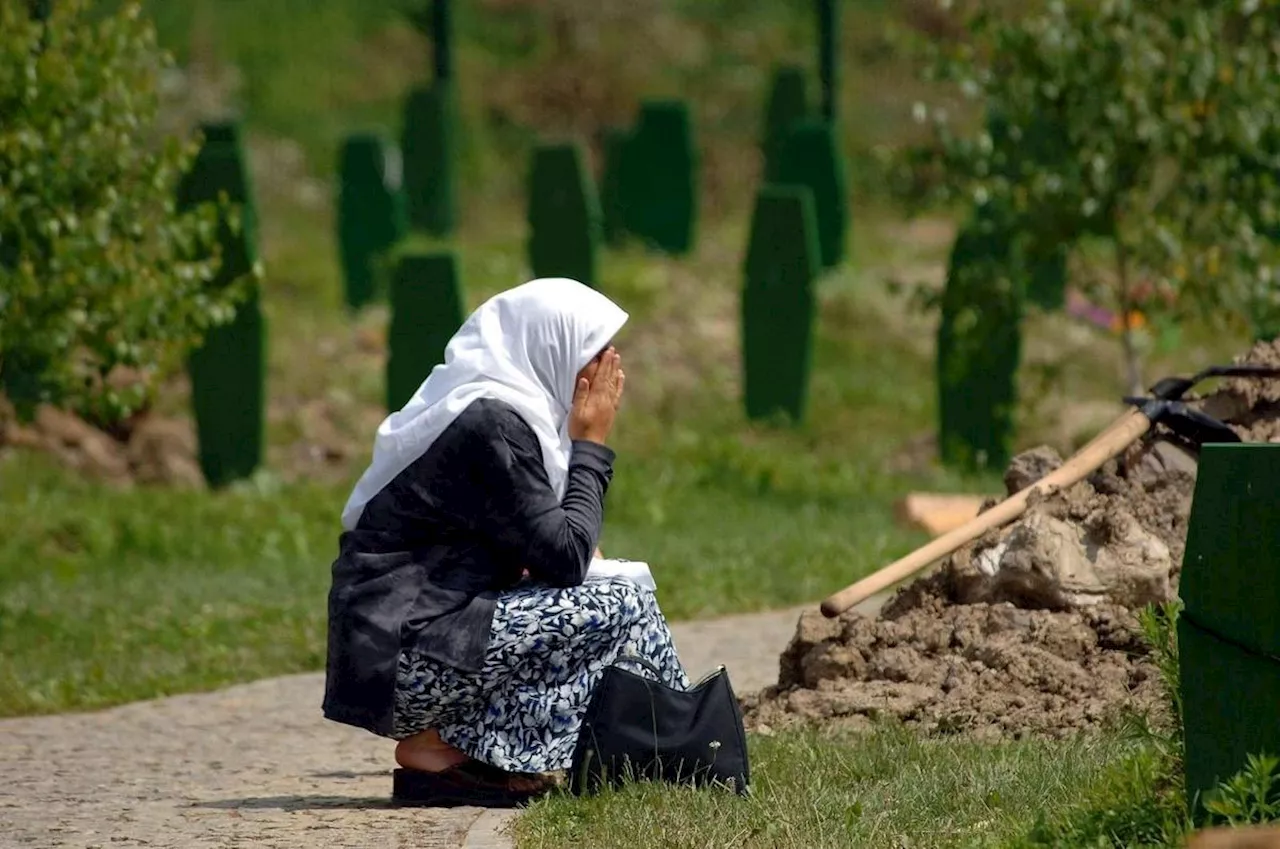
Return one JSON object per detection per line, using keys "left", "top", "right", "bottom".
{"left": 392, "top": 577, "right": 689, "bottom": 774}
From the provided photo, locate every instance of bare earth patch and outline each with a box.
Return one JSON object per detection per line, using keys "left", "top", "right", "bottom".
{"left": 746, "top": 339, "right": 1280, "bottom": 740}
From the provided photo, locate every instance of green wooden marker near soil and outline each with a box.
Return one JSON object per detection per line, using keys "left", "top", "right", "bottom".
{"left": 936, "top": 210, "right": 1025, "bottom": 472}
{"left": 817, "top": 0, "right": 839, "bottom": 123}
{"left": 599, "top": 127, "right": 631, "bottom": 247}
{"left": 201, "top": 122, "right": 241, "bottom": 146}
{"left": 387, "top": 250, "right": 464, "bottom": 412}
{"left": 527, "top": 142, "right": 602, "bottom": 287}
{"left": 430, "top": 0, "right": 453, "bottom": 82}
{"left": 177, "top": 120, "right": 266, "bottom": 489}
{"left": 762, "top": 64, "right": 810, "bottom": 183}
{"left": 773, "top": 118, "right": 848, "bottom": 269}
{"left": 402, "top": 82, "right": 457, "bottom": 236}
{"left": 741, "top": 185, "right": 822, "bottom": 423}
{"left": 621, "top": 100, "right": 697, "bottom": 255}
{"left": 1178, "top": 443, "right": 1280, "bottom": 817}
{"left": 337, "top": 133, "right": 406, "bottom": 311}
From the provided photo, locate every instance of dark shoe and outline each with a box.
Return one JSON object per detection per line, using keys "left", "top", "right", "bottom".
{"left": 391, "top": 761, "right": 555, "bottom": 809}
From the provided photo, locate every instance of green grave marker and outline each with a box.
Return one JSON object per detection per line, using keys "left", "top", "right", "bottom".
{"left": 387, "top": 250, "right": 464, "bottom": 411}
{"left": 741, "top": 185, "right": 822, "bottom": 423}
{"left": 176, "top": 120, "right": 265, "bottom": 488}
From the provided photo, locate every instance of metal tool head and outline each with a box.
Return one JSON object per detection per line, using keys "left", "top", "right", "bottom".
{"left": 1121, "top": 398, "right": 1241, "bottom": 449}
{"left": 1125, "top": 362, "right": 1280, "bottom": 450}
{"left": 1149, "top": 364, "right": 1280, "bottom": 402}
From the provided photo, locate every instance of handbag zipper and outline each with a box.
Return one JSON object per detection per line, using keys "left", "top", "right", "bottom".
{"left": 693, "top": 664, "right": 726, "bottom": 688}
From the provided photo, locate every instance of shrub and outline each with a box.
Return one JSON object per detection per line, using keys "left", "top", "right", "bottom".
{"left": 895, "top": 0, "right": 1280, "bottom": 390}
{"left": 0, "top": 0, "right": 241, "bottom": 425}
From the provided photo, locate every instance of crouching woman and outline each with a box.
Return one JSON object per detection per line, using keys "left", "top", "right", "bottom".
{"left": 322, "top": 278, "right": 688, "bottom": 807}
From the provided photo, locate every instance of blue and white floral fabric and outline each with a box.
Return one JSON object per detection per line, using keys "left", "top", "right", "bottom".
{"left": 393, "top": 577, "right": 688, "bottom": 773}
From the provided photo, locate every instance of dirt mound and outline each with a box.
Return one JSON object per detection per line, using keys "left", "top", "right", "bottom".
{"left": 746, "top": 339, "right": 1280, "bottom": 739}
{"left": 0, "top": 399, "right": 204, "bottom": 488}
{"left": 1196, "top": 337, "right": 1280, "bottom": 444}
{"left": 947, "top": 440, "right": 1193, "bottom": 611}
{"left": 743, "top": 594, "right": 1161, "bottom": 740}
{"left": 742, "top": 434, "right": 1183, "bottom": 739}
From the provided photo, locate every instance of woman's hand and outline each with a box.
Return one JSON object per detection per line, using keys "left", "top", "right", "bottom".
{"left": 568, "top": 348, "right": 624, "bottom": 445}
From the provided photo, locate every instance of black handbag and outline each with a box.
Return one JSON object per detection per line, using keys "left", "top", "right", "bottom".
{"left": 568, "top": 655, "right": 751, "bottom": 797}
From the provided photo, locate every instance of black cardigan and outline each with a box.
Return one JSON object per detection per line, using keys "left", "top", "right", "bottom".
{"left": 322, "top": 398, "right": 616, "bottom": 737}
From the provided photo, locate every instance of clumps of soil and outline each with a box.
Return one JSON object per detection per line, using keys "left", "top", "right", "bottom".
{"left": 745, "top": 339, "right": 1280, "bottom": 740}
{"left": 0, "top": 388, "right": 371, "bottom": 487}
{"left": 1195, "top": 337, "right": 1280, "bottom": 444}
{"left": 947, "top": 441, "right": 1193, "bottom": 611}
{"left": 742, "top": 437, "right": 1184, "bottom": 739}
{"left": 0, "top": 400, "right": 203, "bottom": 488}
{"left": 743, "top": 593, "right": 1161, "bottom": 740}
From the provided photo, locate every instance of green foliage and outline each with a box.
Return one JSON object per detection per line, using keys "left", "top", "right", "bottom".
{"left": 894, "top": 0, "right": 1280, "bottom": 382}
{"left": 761, "top": 64, "right": 811, "bottom": 183}
{"left": 177, "top": 125, "right": 266, "bottom": 487}
{"left": 0, "top": 0, "right": 230, "bottom": 425}
{"left": 337, "top": 133, "right": 406, "bottom": 311}
{"left": 1138, "top": 600, "right": 1184, "bottom": 745}
{"left": 1009, "top": 746, "right": 1189, "bottom": 848}
{"left": 401, "top": 82, "right": 457, "bottom": 236}
{"left": 1204, "top": 753, "right": 1280, "bottom": 827}
{"left": 936, "top": 209, "right": 1024, "bottom": 471}
{"left": 990, "top": 109, "right": 1072, "bottom": 313}
{"left": 620, "top": 100, "right": 698, "bottom": 255}
{"left": 773, "top": 119, "right": 849, "bottom": 269}
{"left": 1026, "top": 239, "right": 1069, "bottom": 312}
{"left": 519, "top": 725, "right": 1158, "bottom": 849}
{"left": 527, "top": 141, "right": 601, "bottom": 287}
{"left": 387, "top": 249, "right": 463, "bottom": 411}
{"left": 741, "top": 185, "right": 821, "bottom": 424}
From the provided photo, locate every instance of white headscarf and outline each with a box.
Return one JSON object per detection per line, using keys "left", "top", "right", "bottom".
{"left": 341, "top": 277, "right": 629, "bottom": 531}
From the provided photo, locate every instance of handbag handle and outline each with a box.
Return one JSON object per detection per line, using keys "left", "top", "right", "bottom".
{"left": 612, "top": 654, "right": 667, "bottom": 683}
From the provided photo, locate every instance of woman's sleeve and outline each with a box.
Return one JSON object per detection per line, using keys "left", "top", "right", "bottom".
{"left": 475, "top": 411, "right": 615, "bottom": 588}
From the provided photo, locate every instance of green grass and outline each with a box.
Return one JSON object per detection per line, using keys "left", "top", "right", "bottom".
{"left": 515, "top": 723, "right": 1186, "bottom": 849}
{"left": 0, "top": 153, "right": 1247, "bottom": 719}
{"left": 0, "top": 454, "right": 336, "bottom": 716}
{"left": 132, "top": 0, "right": 950, "bottom": 208}
{"left": 0, "top": 119, "right": 1248, "bottom": 722}
{"left": 0, "top": 221, "right": 992, "bottom": 715}
{"left": 0, "top": 4, "right": 1260, "bottom": 846}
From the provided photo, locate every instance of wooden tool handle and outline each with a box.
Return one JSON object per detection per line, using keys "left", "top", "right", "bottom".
{"left": 819, "top": 409, "right": 1152, "bottom": 618}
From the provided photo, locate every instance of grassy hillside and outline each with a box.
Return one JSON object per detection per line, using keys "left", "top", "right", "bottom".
{"left": 140, "top": 0, "right": 956, "bottom": 206}
{"left": 0, "top": 0, "right": 1251, "bottom": 718}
